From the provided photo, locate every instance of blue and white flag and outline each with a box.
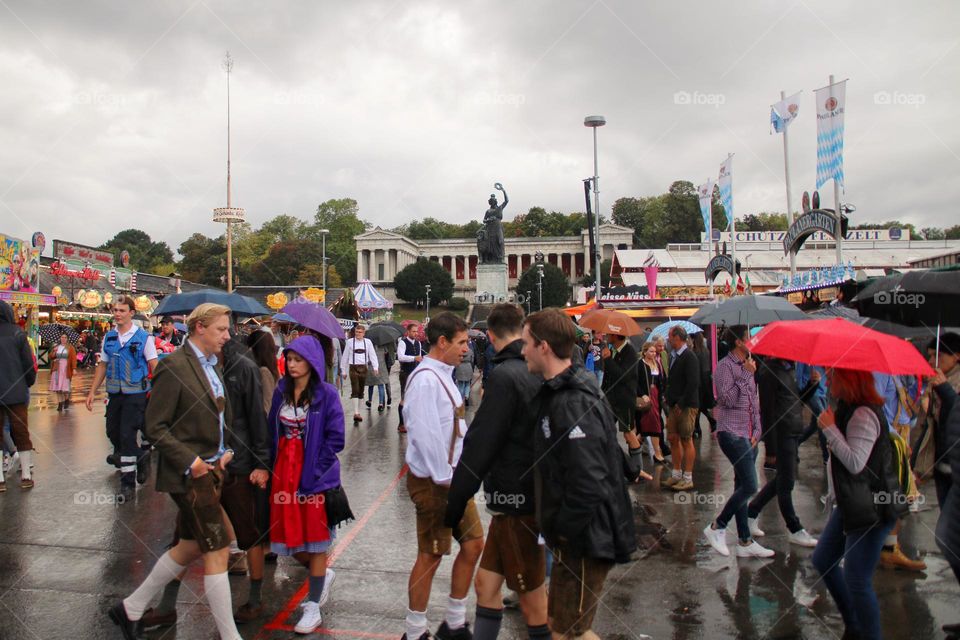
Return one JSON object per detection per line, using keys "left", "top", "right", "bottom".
{"left": 815, "top": 80, "right": 846, "bottom": 189}
{"left": 770, "top": 91, "right": 801, "bottom": 134}
{"left": 718, "top": 155, "right": 734, "bottom": 229}
{"left": 697, "top": 179, "right": 715, "bottom": 233}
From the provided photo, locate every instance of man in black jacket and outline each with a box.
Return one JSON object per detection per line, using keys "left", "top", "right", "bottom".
{"left": 445, "top": 303, "right": 548, "bottom": 640}
{"left": 0, "top": 300, "right": 36, "bottom": 489}
{"left": 522, "top": 309, "right": 637, "bottom": 639}
{"left": 601, "top": 333, "right": 647, "bottom": 480}
{"left": 663, "top": 326, "right": 700, "bottom": 492}
{"left": 746, "top": 358, "right": 818, "bottom": 547}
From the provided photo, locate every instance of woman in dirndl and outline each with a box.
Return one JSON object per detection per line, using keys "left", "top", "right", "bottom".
{"left": 267, "top": 335, "right": 346, "bottom": 634}
{"left": 49, "top": 333, "right": 76, "bottom": 412}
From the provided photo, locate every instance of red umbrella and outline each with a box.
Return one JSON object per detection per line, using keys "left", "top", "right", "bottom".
{"left": 746, "top": 317, "right": 934, "bottom": 377}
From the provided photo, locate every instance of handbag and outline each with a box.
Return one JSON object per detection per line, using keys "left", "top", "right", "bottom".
{"left": 636, "top": 362, "right": 654, "bottom": 414}
{"left": 323, "top": 485, "right": 355, "bottom": 528}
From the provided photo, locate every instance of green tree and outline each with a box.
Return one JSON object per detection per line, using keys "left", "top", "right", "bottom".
{"left": 921, "top": 227, "right": 945, "bottom": 240}
{"left": 581, "top": 258, "right": 613, "bottom": 288}
{"left": 517, "top": 263, "right": 571, "bottom": 309}
{"left": 254, "top": 239, "right": 325, "bottom": 286}
{"left": 739, "top": 212, "right": 789, "bottom": 231}
{"left": 663, "top": 180, "right": 703, "bottom": 243}
{"left": 312, "top": 198, "right": 369, "bottom": 286}
{"left": 945, "top": 225, "right": 960, "bottom": 239}
{"left": 177, "top": 233, "right": 225, "bottom": 286}
{"left": 100, "top": 229, "right": 174, "bottom": 273}
{"left": 394, "top": 259, "right": 454, "bottom": 305}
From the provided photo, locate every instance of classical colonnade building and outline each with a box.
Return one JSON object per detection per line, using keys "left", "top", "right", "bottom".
{"left": 354, "top": 224, "right": 634, "bottom": 300}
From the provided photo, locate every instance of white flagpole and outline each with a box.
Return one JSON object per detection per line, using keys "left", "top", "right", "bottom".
{"left": 729, "top": 154, "right": 737, "bottom": 294}
{"left": 709, "top": 180, "right": 714, "bottom": 297}
{"left": 830, "top": 74, "right": 843, "bottom": 265}
{"left": 781, "top": 90, "right": 797, "bottom": 281}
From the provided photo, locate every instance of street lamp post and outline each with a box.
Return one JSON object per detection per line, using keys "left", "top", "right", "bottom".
{"left": 584, "top": 115, "right": 606, "bottom": 303}
{"left": 425, "top": 284, "right": 431, "bottom": 319}
{"left": 537, "top": 264, "right": 544, "bottom": 310}
{"left": 319, "top": 228, "right": 329, "bottom": 290}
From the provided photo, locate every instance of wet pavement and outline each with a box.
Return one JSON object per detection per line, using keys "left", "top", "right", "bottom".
{"left": 1, "top": 369, "right": 956, "bottom": 639}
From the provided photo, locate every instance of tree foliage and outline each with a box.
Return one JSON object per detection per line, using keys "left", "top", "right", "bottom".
{"left": 393, "top": 259, "right": 454, "bottom": 305}
{"left": 581, "top": 258, "right": 613, "bottom": 288}
{"left": 738, "top": 212, "right": 790, "bottom": 231}
{"left": 945, "top": 225, "right": 960, "bottom": 240}
{"left": 612, "top": 181, "right": 727, "bottom": 249}
{"left": 100, "top": 229, "right": 174, "bottom": 274}
{"left": 517, "top": 263, "right": 571, "bottom": 310}
{"left": 254, "top": 240, "right": 325, "bottom": 286}
{"left": 177, "top": 233, "right": 225, "bottom": 286}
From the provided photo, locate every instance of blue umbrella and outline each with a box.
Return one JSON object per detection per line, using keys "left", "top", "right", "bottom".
{"left": 153, "top": 289, "right": 270, "bottom": 317}
{"left": 649, "top": 320, "right": 703, "bottom": 340}
{"left": 174, "top": 322, "right": 188, "bottom": 333}
{"left": 272, "top": 312, "right": 296, "bottom": 323}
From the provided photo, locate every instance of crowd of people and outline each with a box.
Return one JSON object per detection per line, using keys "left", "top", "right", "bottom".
{"left": 0, "top": 293, "right": 957, "bottom": 640}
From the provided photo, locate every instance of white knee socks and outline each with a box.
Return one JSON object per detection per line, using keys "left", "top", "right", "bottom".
{"left": 18, "top": 450, "right": 31, "bottom": 480}
{"left": 204, "top": 571, "right": 242, "bottom": 640}
{"left": 123, "top": 552, "right": 186, "bottom": 619}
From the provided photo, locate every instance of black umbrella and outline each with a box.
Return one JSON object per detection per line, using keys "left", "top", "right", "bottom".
{"left": 154, "top": 289, "right": 270, "bottom": 317}
{"left": 852, "top": 266, "right": 960, "bottom": 328}
{"left": 809, "top": 305, "right": 938, "bottom": 341}
{"left": 365, "top": 323, "right": 403, "bottom": 346}
{"left": 689, "top": 295, "right": 808, "bottom": 326}
{"left": 38, "top": 323, "right": 81, "bottom": 346}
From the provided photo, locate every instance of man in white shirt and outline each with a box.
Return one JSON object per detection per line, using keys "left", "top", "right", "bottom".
{"left": 402, "top": 312, "right": 484, "bottom": 640}
{"left": 339, "top": 324, "right": 379, "bottom": 423}
{"left": 396, "top": 323, "right": 426, "bottom": 433}
{"left": 85, "top": 295, "right": 158, "bottom": 498}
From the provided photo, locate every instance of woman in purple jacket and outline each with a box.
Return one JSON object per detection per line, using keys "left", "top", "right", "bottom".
{"left": 267, "top": 336, "right": 345, "bottom": 634}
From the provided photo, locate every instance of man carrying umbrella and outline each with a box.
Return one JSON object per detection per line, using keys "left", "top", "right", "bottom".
{"left": 85, "top": 295, "right": 158, "bottom": 499}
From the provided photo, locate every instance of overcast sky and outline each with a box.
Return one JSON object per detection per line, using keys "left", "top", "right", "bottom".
{"left": 2, "top": 0, "right": 958, "bottom": 256}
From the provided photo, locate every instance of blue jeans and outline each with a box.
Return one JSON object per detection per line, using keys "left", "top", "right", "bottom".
{"left": 456, "top": 380, "right": 470, "bottom": 402}
{"left": 812, "top": 508, "right": 894, "bottom": 640}
{"left": 367, "top": 384, "right": 385, "bottom": 405}
{"left": 715, "top": 431, "right": 759, "bottom": 542}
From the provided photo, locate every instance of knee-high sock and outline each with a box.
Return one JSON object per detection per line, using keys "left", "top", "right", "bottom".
{"left": 473, "top": 605, "right": 503, "bottom": 640}
{"left": 123, "top": 552, "right": 186, "bottom": 620}
{"left": 405, "top": 609, "right": 428, "bottom": 640}
{"left": 18, "top": 450, "right": 31, "bottom": 480}
{"left": 353, "top": 398, "right": 360, "bottom": 414}
{"left": 204, "top": 572, "right": 242, "bottom": 640}
{"left": 445, "top": 595, "right": 468, "bottom": 630}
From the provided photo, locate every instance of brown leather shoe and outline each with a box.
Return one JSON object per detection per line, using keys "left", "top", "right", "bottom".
{"left": 19, "top": 478, "right": 34, "bottom": 489}
{"left": 397, "top": 423, "right": 407, "bottom": 433}
{"left": 234, "top": 602, "right": 264, "bottom": 623}
{"left": 140, "top": 607, "right": 177, "bottom": 629}
{"left": 880, "top": 545, "right": 927, "bottom": 572}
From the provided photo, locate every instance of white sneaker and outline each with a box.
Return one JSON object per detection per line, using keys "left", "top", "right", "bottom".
{"left": 748, "top": 517, "right": 765, "bottom": 537}
{"left": 7, "top": 452, "right": 19, "bottom": 474}
{"left": 736, "top": 541, "right": 775, "bottom": 558}
{"left": 788, "top": 529, "right": 818, "bottom": 547}
{"left": 703, "top": 524, "right": 730, "bottom": 557}
{"left": 318, "top": 568, "right": 335, "bottom": 607}
{"left": 294, "top": 601, "right": 322, "bottom": 634}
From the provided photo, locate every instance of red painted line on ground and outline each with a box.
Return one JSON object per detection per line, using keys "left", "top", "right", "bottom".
{"left": 262, "top": 463, "right": 410, "bottom": 632}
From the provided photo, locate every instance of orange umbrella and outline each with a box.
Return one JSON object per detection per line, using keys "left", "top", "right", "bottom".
{"left": 563, "top": 299, "right": 598, "bottom": 316}
{"left": 578, "top": 309, "right": 641, "bottom": 337}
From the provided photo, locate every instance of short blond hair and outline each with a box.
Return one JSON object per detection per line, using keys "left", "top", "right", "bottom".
{"left": 186, "top": 303, "right": 232, "bottom": 333}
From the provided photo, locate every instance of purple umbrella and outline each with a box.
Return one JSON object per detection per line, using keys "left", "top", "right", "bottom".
{"left": 281, "top": 299, "right": 346, "bottom": 340}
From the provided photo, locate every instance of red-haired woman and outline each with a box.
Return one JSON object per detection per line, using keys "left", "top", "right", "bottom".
{"left": 811, "top": 367, "right": 907, "bottom": 640}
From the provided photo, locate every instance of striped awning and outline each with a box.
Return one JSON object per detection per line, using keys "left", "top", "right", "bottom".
{"left": 353, "top": 280, "right": 393, "bottom": 310}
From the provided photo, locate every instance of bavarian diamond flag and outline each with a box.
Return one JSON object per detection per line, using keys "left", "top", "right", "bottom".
{"left": 718, "top": 155, "right": 734, "bottom": 229}
{"left": 815, "top": 80, "right": 846, "bottom": 190}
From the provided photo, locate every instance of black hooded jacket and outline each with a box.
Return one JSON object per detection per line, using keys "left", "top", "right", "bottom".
{"left": 445, "top": 339, "right": 541, "bottom": 525}
{"left": 534, "top": 365, "right": 637, "bottom": 563}
{"left": 221, "top": 338, "right": 270, "bottom": 474}
{"left": 0, "top": 301, "right": 36, "bottom": 405}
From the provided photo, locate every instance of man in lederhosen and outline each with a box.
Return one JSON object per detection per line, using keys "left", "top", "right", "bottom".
{"left": 107, "top": 303, "right": 243, "bottom": 640}
{"left": 339, "top": 324, "right": 379, "bottom": 423}
{"left": 396, "top": 323, "right": 426, "bottom": 433}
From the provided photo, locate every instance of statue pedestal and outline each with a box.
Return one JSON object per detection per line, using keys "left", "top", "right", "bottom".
{"left": 474, "top": 263, "right": 509, "bottom": 304}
